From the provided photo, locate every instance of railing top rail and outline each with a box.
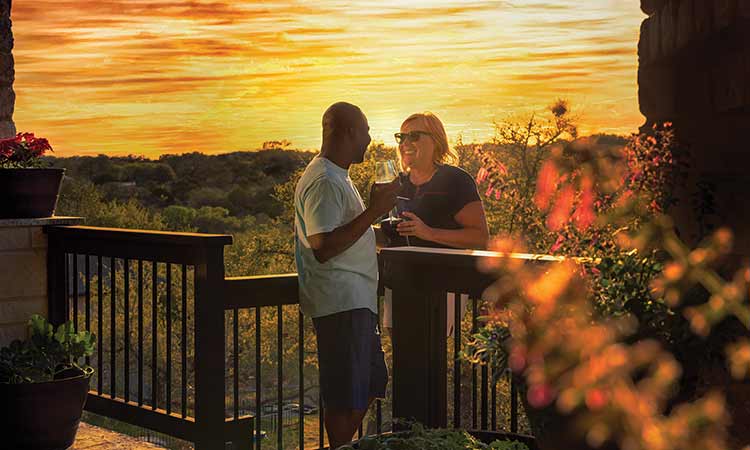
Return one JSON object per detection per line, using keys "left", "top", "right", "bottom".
{"left": 224, "top": 273, "right": 299, "bottom": 309}
{"left": 46, "top": 225, "right": 233, "bottom": 247}
{"left": 379, "top": 246, "right": 593, "bottom": 268}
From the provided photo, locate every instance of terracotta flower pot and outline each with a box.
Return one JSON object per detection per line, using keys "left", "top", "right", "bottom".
{"left": 0, "top": 168, "right": 65, "bottom": 218}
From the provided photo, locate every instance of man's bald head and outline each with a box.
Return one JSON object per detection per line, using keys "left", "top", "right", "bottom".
{"left": 322, "top": 102, "right": 366, "bottom": 141}
{"left": 320, "top": 102, "right": 371, "bottom": 166}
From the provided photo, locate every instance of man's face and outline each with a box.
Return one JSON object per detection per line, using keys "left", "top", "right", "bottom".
{"left": 351, "top": 114, "right": 371, "bottom": 164}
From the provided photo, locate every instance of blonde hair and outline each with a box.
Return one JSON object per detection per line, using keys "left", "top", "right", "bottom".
{"left": 401, "top": 112, "right": 458, "bottom": 166}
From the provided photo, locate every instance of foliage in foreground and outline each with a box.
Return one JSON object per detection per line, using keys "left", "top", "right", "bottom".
{"left": 340, "top": 422, "right": 530, "bottom": 450}
{"left": 467, "top": 113, "right": 749, "bottom": 450}
{"left": 0, "top": 315, "right": 95, "bottom": 383}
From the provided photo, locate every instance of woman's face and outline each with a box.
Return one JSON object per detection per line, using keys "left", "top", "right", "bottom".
{"left": 399, "top": 120, "right": 435, "bottom": 171}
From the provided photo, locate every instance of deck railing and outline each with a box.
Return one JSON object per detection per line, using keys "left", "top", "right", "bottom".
{"left": 47, "top": 225, "right": 535, "bottom": 450}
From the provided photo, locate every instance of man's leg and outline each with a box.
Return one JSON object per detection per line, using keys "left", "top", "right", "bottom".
{"left": 314, "top": 310, "right": 386, "bottom": 449}
{"left": 324, "top": 398, "right": 374, "bottom": 449}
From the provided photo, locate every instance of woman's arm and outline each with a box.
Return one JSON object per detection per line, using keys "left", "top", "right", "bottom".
{"left": 398, "top": 200, "right": 490, "bottom": 249}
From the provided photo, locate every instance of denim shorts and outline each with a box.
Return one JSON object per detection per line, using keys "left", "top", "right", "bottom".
{"left": 313, "top": 308, "right": 388, "bottom": 411}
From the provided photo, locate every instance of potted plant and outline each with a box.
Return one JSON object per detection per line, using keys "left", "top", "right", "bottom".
{"left": 0, "top": 314, "right": 96, "bottom": 450}
{"left": 343, "top": 422, "right": 535, "bottom": 450}
{"left": 0, "top": 132, "right": 63, "bottom": 218}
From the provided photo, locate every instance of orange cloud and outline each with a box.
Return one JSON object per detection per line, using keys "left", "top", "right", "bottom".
{"left": 11, "top": 0, "right": 645, "bottom": 156}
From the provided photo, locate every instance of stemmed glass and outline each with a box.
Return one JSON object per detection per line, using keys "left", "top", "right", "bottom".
{"left": 374, "top": 160, "right": 410, "bottom": 245}
{"left": 374, "top": 160, "right": 399, "bottom": 223}
{"left": 374, "top": 160, "right": 398, "bottom": 186}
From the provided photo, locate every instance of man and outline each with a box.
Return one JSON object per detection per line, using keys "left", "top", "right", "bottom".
{"left": 294, "top": 102, "right": 399, "bottom": 449}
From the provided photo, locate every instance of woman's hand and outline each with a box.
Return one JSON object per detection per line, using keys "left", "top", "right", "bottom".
{"left": 396, "top": 211, "right": 434, "bottom": 241}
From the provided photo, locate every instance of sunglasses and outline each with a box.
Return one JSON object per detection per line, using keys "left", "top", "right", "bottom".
{"left": 394, "top": 131, "right": 432, "bottom": 145}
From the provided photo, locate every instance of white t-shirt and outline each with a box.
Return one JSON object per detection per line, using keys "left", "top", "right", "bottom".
{"left": 294, "top": 156, "right": 378, "bottom": 318}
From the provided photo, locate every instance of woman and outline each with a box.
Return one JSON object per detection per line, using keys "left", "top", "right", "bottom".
{"left": 386, "top": 111, "right": 489, "bottom": 248}
{"left": 382, "top": 111, "right": 489, "bottom": 334}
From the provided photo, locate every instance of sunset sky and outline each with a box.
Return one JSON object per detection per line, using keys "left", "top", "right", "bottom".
{"left": 11, "top": 1, "right": 644, "bottom": 157}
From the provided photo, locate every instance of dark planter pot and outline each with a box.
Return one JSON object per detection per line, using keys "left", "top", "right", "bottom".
{"left": 0, "top": 367, "right": 93, "bottom": 450}
{"left": 0, "top": 168, "right": 65, "bottom": 218}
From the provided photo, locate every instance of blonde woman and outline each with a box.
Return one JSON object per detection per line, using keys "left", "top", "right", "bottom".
{"left": 382, "top": 112, "right": 489, "bottom": 335}
{"left": 391, "top": 111, "right": 489, "bottom": 248}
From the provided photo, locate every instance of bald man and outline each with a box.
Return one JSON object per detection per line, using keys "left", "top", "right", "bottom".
{"left": 294, "top": 102, "right": 399, "bottom": 449}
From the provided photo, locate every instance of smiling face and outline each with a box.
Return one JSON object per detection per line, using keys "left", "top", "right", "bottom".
{"left": 399, "top": 119, "right": 436, "bottom": 172}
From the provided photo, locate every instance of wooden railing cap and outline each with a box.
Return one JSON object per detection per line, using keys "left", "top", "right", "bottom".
{"left": 46, "top": 225, "right": 233, "bottom": 247}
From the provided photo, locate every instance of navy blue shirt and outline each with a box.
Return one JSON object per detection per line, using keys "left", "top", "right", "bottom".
{"left": 383, "top": 164, "right": 481, "bottom": 248}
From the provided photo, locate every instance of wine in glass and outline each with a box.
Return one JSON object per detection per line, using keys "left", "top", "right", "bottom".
{"left": 374, "top": 160, "right": 398, "bottom": 185}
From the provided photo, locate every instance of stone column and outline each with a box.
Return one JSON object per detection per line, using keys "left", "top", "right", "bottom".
{"left": 0, "top": 0, "right": 14, "bottom": 137}
{"left": 0, "top": 218, "right": 82, "bottom": 347}
{"left": 638, "top": 2, "right": 750, "bottom": 445}
{"left": 638, "top": 0, "right": 750, "bottom": 254}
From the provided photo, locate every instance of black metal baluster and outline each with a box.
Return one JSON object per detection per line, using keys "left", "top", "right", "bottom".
{"left": 97, "top": 255, "right": 103, "bottom": 395}
{"left": 299, "top": 310, "right": 304, "bottom": 450}
{"left": 510, "top": 373, "right": 518, "bottom": 433}
{"left": 481, "top": 365, "right": 488, "bottom": 429}
{"left": 124, "top": 258, "right": 130, "bottom": 402}
{"left": 138, "top": 260, "right": 144, "bottom": 406}
{"left": 85, "top": 255, "right": 91, "bottom": 365}
{"left": 277, "top": 305, "right": 283, "bottom": 450}
{"left": 255, "top": 307, "right": 261, "bottom": 450}
{"left": 166, "top": 263, "right": 172, "bottom": 414}
{"left": 491, "top": 373, "right": 497, "bottom": 431}
{"left": 233, "top": 308, "right": 239, "bottom": 420}
{"left": 111, "top": 257, "right": 117, "bottom": 399}
{"left": 376, "top": 294, "right": 382, "bottom": 436}
{"left": 319, "top": 391, "right": 324, "bottom": 450}
{"left": 72, "top": 254, "right": 78, "bottom": 332}
{"left": 471, "top": 298, "right": 478, "bottom": 428}
{"left": 63, "top": 254, "right": 70, "bottom": 324}
{"left": 182, "top": 264, "right": 188, "bottom": 418}
{"left": 453, "top": 292, "right": 462, "bottom": 428}
{"left": 152, "top": 261, "right": 158, "bottom": 411}
{"left": 376, "top": 399, "right": 382, "bottom": 435}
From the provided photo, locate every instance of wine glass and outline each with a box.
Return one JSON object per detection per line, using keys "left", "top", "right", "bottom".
{"left": 374, "top": 160, "right": 398, "bottom": 185}
{"left": 374, "top": 159, "right": 403, "bottom": 231}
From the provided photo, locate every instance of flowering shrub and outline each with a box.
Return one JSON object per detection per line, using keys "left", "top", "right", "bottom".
{"left": 0, "top": 132, "right": 53, "bottom": 168}
{"left": 468, "top": 119, "right": 750, "bottom": 449}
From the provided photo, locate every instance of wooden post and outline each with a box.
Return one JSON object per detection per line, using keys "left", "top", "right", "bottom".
{"left": 193, "top": 245, "right": 227, "bottom": 450}
{"left": 389, "top": 263, "right": 447, "bottom": 428}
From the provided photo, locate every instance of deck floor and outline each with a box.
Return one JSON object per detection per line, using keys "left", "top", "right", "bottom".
{"left": 71, "top": 422, "right": 167, "bottom": 449}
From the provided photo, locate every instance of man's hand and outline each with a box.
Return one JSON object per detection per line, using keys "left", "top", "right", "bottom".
{"left": 369, "top": 179, "right": 400, "bottom": 217}
{"left": 307, "top": 179, "right": 399, "bottom": 264}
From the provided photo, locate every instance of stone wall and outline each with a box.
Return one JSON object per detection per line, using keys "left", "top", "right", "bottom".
{"left": 0, "top": 225, "right": 48, "bottom": 346}
{"left": 0, "top": 218, "right": 82, "bottom": 347}
{"left": 0, "top": 0, "right": 14, "bottom": 137}
{"left": 638, "top": 0, "right": 750, "bottom": 253}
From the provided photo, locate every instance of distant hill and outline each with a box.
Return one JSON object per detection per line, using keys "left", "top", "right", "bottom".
{"left": 47, "top": 149, "right": 316, "bottom": 219}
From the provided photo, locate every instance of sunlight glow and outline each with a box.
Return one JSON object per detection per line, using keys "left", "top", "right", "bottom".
{"left": 11, "top": 1, "right": 644, "bottom": 156}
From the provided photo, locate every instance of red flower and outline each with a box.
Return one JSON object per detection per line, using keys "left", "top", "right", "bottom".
{"left": 546, "top": 185, "right": 575, "bottom": 232}
{"left": 0, "top": 132, "right": 54, "bottom": 168}
{"left": 550, "top": 234, "right": 565, "bottom": 253}
{"left": 572, "top": 177, "right": 596, "bottom": 231}
{"left": 535, "top": 160, "right": 559, "bottom": 211}
{"left": 528, "top": 383, "right": 555, "bottom": 408}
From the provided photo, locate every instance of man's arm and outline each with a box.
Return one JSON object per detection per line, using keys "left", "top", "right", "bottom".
{"left": 308, "top": 207, "right": 381, "bottom": 263}
{"left": 307, "top": 180, "right": 399, "bottom": 263}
